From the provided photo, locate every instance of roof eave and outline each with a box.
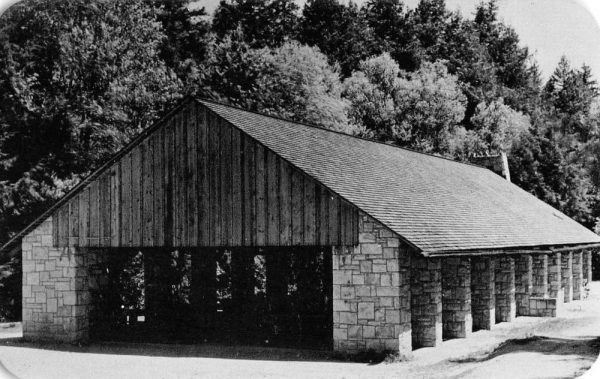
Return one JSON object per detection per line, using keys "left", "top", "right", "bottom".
{"left": 422, "top": 242, "right": 600, "bottom": 257}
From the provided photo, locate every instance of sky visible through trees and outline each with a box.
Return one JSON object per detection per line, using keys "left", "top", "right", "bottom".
{"left": 1, "top": 0, "right": 600, "bottom": 320}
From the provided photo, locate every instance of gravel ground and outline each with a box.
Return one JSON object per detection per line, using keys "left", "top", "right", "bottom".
{"left": 1, "top": 282, "right": 600, "bottom": 379}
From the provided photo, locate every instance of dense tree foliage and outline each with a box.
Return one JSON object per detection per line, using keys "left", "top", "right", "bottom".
{"left": 1, "top": 0, "right": 600, "bottom": 320}
{"left": 212, "top": 0, "right": 299, "bottom": 48}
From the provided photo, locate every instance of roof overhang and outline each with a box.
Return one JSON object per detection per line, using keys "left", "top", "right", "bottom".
{"left": 421, "top": 242, "right": 600, "bottom": 257}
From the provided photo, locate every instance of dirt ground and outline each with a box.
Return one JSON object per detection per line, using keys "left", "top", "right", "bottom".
{"left": 1, "top": 283, "right": 600, "bottom": 379}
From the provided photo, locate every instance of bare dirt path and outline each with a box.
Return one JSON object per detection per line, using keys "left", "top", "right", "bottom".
{"left": 1, "top": 283, "right": 599, "bottom": 379}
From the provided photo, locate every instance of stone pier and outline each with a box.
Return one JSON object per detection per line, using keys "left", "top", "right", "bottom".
{"left": 572, "top": 252, "right": 584, "bottom": 300}
{"left": 547, "top": 253, "right": 563, "bottom": 304}
{"left": 515, "top": 255, "right": 532, "bottom": 316}
{"left": 332, "top": 213, "right": 412, "bottom": 353}
{"left": 494, "top": 256, "right": 516, "bottom": 323}
{"left": 583, "top": 251, "right": 592, "bottom": 291}
{"left": 531, "top": 254, "right": 548, "bottom": 297}
{"left": 411, "top": 255, "right": 442, "bottom": 348}
{"left": 527, "top": 252, "right": 563, "bottom": 317}
{"left": 22, "top": 217, "right": 98, "bottom": 342}
{"left": 471, "top": 257, "right": 495, "bottom": 331}
{"left": 441, "top": 257, "right": 472, "bottom": 339}
{"left": 561, "top": 252, "right": 573, "bottom": 302}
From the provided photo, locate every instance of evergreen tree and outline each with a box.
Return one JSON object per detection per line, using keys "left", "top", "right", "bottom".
{"left": 299, "top": 0, "right": 378, "bottom": 76}
{"left": 212, "top": 0, "right": 299, "bottom": 48}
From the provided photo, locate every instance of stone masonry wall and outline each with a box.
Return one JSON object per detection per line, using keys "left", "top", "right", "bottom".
{"left": 21, "top": 217, "right": 98, "bottom": 342}
{"left": 515, "top": 255, "right": 532, "bottom": 316}
{"left": 494, "top": 256, "right": 516, "bottom": 322}
{"left": 561, "top": 252, "right": 573, "bottom": 303}
{"left": 441, "top": 257, "right": 472, "bottom": 339}
{"left": 332, "top": 213, "right": 412, "bottom": 353}
{"left": 572, "top": 252, "right": 584, "bottom": 300}
{"left": 471, "top": 257, "right": 495, "bottom": 331}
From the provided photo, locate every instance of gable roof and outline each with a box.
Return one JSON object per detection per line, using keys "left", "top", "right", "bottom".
{"left": 2, "top": 97, "right": 600, "bottom": 256}
{"left": 197, "top": 99, "right": 600, "bottom": 254}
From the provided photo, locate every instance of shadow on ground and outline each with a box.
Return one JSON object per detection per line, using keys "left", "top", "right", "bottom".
{"left": 450, "top": 336, "right": 600, "bottom": 364}
{"left": 0, "top": 337, "right": 395, "bottom": 364}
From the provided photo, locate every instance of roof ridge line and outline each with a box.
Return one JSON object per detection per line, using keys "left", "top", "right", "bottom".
{"left": 195, "top": 97, "right": 490, "bottom": 171}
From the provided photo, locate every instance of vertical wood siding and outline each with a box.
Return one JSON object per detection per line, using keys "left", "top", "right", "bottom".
{"left": 51, "top": 102, "right": 358, "bottom": 248}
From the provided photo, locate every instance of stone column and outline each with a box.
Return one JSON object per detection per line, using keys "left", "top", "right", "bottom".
{"left": 561, "top": 252, "right": 573, "bottom": 302}
{"left": 441, "top": 257, "right": 472, "bottom": 339}
{"left": 494, "top": 256, "right": 516, "bottom": 323}
{"left": 583, "top": 251, "right": 593, "bottom": 290}
{"left": 22, "top": 217, "right": 94, "bottom": 342}
{"left": 547, "top": 253, "right": 564, "bottom": 304}
{"left": 515, "top": 255, "right": 532, "bottom": 316}
{"left": 332, "top": 214, "right": 412, "bottom": 354}
{"left": 532, "top": 254, "right": 548, "bottom": 297}
{"left": 572, "top": 252, "right": 584, "bottom": 300}
{"left": 411, "top": 255, "right": 442, "bottom": 348}
{"left": 471, "top": 256, "right": 495, "bottom": 331}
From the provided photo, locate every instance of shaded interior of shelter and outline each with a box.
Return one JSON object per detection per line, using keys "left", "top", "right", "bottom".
{"left": 88, "top": 246, "right": 333, "bottom": 350}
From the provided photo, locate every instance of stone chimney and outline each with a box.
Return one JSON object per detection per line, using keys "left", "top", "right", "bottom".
{"left": 470, "top": 152, "right": 511, "bottom": 181}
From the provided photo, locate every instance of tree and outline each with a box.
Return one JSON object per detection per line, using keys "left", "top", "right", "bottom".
{"left": 212, "top": 0, "right": 299, "bottom": 48}
{"left": 195, "top": 28, "right": 265, "bottom": 109}
{"left": 199, "top": 35, "right": 352, "bottom": 132}
{"left": 343, "top": 53, "right": 400, "bottom": 140}
{"left": 393, "top": 61, "right": 467, "bottom": 153}
{"left": 470, "top": 99, "right": 530, "bottom": 155}
{"left": 299, "top": 0, "right": 377, "bottom": 76}
{"left": 251, "top": 42, "right": 353, "bottom": 132}
{"left": 545, "top": 57, "right": 599, "bottom": 119}
{"left": 148, "top": 0, "right": 212, "bottom": 73}
{"left": 344, "top": 55, "right": 467, "bottom": 154}
{"left": 474, "top": 0, "right": 531, "bottom": 90}
{"left": 362, "top": 0, "right": 414, "bottom": 69}
{"left": 0, "top": 0, "right": 182, "bottom": 242}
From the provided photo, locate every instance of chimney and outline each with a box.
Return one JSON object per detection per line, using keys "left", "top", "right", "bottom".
{"left": 470, "top": 152, "right": 511, "bottom": 181}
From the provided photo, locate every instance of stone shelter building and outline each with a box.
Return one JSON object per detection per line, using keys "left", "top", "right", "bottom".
{"left": 1, "top": 97, "right": 599, "bottom": 354}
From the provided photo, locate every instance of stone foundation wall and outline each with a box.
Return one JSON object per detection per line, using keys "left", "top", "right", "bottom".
{"left": 528, "top": 297, "right": 558, "bottom": 317}
{"left": 441, "top": 257, "right": 472, "bottom": 339}
{"left": 494, "top": 256, "right": 516, "bottom": 322}
{"left": 332, "top": 213, "right": 412, "bottom": 353}
{"left": 515, "top": 255, "right": 532, "bottom": 316}
{"left": 572, "top": 252, "right": 584, "bottom": 300}
{"left": 21, "top": 217, "right": 99, "bottom": 342}
{"left": 561, "top": 252, "right": 573, "bottom": 302}
{"left": 471, "top": 257, "right": 495, "bottom": 330}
